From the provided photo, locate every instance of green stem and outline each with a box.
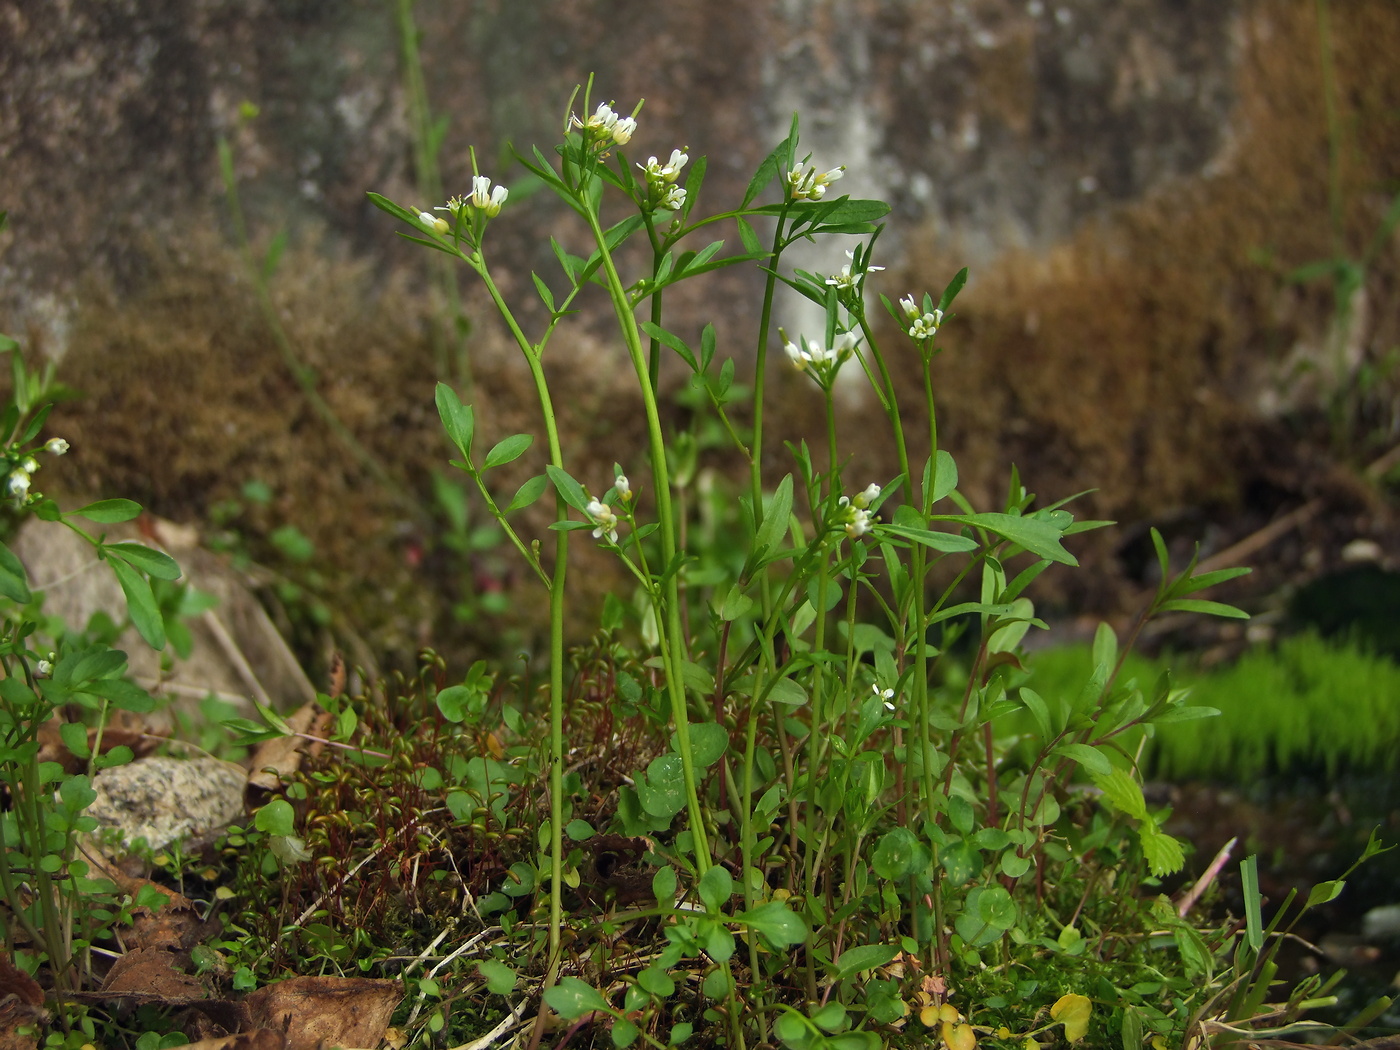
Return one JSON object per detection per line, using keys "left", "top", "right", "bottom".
{"left": 582, "top": 207, "right": 712, "bottom": 876}
{"left": 472, "top": 262, "right": 571, "bottom": 977}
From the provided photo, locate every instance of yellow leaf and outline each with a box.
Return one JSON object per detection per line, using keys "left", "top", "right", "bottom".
{"left": 920, "top": 1006, "right": 940, "bottom": 1028}
{"left": 1023, "top": 1040, "right": 1040, "bottom": 1050}
{"left": 1050, "top": 993, "right": 1092, "bottom": 1044}
{"left": 939, "top": 1004, "right": 960, "bottom": 1023}
{"left": 942, "top": 1020, "right": 978, "bottom": 1050}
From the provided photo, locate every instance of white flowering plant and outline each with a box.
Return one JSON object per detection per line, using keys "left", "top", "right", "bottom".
{"left": 0, "top": 230, "right": 186, "bottom": 1010}
{"left": 368, "top": 82, "right": 1279, "bottom": 1050}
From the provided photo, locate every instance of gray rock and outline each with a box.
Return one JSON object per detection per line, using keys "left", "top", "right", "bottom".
{"left": 88, "top": 755, "right": 247, "bottom": 853}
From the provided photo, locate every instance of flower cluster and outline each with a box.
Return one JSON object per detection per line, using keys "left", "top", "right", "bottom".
{"left": 786, "top": 160, "right": 845, "bottom": 202}
{"left": 782, "top": 329, "right": 859, "bottom": 386}
{"left": 899, "top": 294, "right": 944, "bottom": 342}
{"left": 639, "top": 148, "right": 688, "bottom": 212}
{"left": 585, "top": 473, "right": 631, "bottom": 544}
{"left": 573, "top": 101, "right": 639, "bottom": 151}
{"left": 835, "top": 483, "right": 881, "bottom": 539}
{"left": 825, "top": 248, "right": 884, "bottom": 293}
{"left": 6, "top": 437, "right": 67, "bottom": 507}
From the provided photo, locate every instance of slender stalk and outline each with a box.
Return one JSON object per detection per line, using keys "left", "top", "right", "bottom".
{"left": 472, "top": 262, "right": 571, "bottom": 979}
{"left": 583, "top": 207, "right": 713, "bottom": 875}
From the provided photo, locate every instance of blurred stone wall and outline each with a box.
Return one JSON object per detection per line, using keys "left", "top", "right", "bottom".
{"left": 4, "top": 0, "right": 1242, "bottom": 348}
{"left": 1, "top": 0, "right": 1397, "bottom": 662}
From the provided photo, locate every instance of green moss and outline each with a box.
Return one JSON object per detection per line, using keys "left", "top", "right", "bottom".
{"left": 1024, "top": 633, "right": 1400, "bottom": 781}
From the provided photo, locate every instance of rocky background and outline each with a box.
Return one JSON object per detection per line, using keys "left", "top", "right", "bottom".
{"left": 1, "top": 0, "right": 1398, "bottom": 671}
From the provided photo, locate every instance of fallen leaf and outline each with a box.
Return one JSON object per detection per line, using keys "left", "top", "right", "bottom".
{"left": 181, "top": 1032, "right": 285, "bottom": 1050}
{"left": 245, "top": 975, "right": 402, "bottom": 1050}
{"left": 101, "top": 947, "right": 207, "bottom": 1000}
{"left": 0, "top": 952, "right": 46, "bottom": 1050}
{"left": 246, "top": 703, "right": 330, "bottom": 795}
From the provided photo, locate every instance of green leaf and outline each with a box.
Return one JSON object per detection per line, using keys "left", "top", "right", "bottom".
{"left": 637, "top": 965, "right": 675, "bottom": 998}
{"left": 59, "top": 721, "right": 90, "bottom": 758}
{"left": 435, "top": 383, "right": 475, "bottom": 459}
{"left": 652, "top": 866, "right": 677, "bottom": 904}
{"left": 976, "top": 885, "right": 1018, "bottom": 929}
{"left": 546, "top": 465, "right": 591, "bottom": 514}
{"left": 106, "top": 557, "right": 165, "bottom": 650}
{"left": 1240, "top": 855, "right": 1263, "bottom": 951}
{"left": 255, "top": 799, "right": 297, "bottom": 836}
{"left": 929, "top": 449, "right": 958, "bottom": 504}
{"left": 484, "top": 433, "right": 533, "bottom": 469}
{"left": 940, "top": 840, "right": 981, "bottom": 886}
{"left": 565, "top": 819, "right": 595, "bottom": 841}
{"left": 1305, "top": 878, "right": 1345, "bottom": 909}
{"left": 833, "top": 944, "right": 899, "bottom": 980}
{"left": 698, "top": 864, "right": 733, "bottom": 913}
{"left": 872, "top": 827, "right": 918, "bottom": 880}
{"left": 507, "top": 473, "right": 549, "bottom": 513}
{"left": 1019, "top": 687, "right": 1052, "bottom": 739}
{"left": 880, "top": 524, "right": 978, "bottom": 553}
{"left": 811, "top": 1002, "right": 847, "bottom": 1033}
{"left": 737, "top": 900, "right": 807, "bottom": 947}
{"left": 752, "top": 474, "right": 794, "bottom": 565}
{"left": 637, "top": 755, "right": 687, "bottom": 818}
{"left": 70, "top": 498, "right": 142, "bottom": 524}
{"left": 1054, "top": 743, "right": 1112, "bottom": 777}
{"left": 104, "top": 542, "right": 182, "bottom": 580}
{"left": 477, "top": 959, "right": 517, "bottom": 995}
{"left": 672, "top": 721, "right": 728, "bottom": 768}
{"left": 1157, "top": 598, "right": 1249, "bottom": 619}
{"left": 1092, "top": 768, "right": 1149, "bottom": 822}
{"left": 937, "top": 268, "right": 969, "bottom": 313}
{"left": 611, "top": 1018, "right": 639, "bottom": 1048}
{"left": 0, "top": 541, "right": 32, "bottom": 603}
{"left": 936, "top": 512, "right": 1077, "bottom": 565}
{"left": 544, "top": 977, "right": 610, "bottom": 1020}
{"left": 1140, "top": 827, "right": 1186, "bottom": 876}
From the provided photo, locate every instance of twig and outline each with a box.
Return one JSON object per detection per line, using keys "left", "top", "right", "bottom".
{"left": 1177, "top": 836, "right": 1237, "bottom": 917}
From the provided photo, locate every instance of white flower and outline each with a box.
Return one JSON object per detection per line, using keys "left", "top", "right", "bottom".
{"left": 468, "top": 176, "right": 509, "bottom": 217}
{"left": 574, "top": 101, "right": 639, "bottom": 147}
{"left": 657, "top": 185, "right": 687, "bottom": 211}
{"left": 36, "top": 658, "right": 53, "bottom": 677}
{"left": 417, "top": 210, "right": 450, "bottom": 234}
{"left": 586, "top": 498, "right": 619, "bottom": 544}
{"left": 782, "top": 329, "right": 859, "bottom": 380}
{"left": 784, "top": 337, "right": 804, "bottom": 369}
{"left": 44, "top": 438, "right": 69, "bottom": 455}
{"left": 575, "top": 102, "right": 618, "bottom": 135}
{"left": 854, "top": 483, "right": 881, "bottom": 508}
{"left": 641, "top": 148, "right": 688, "bottom": 184}
{"left": 21, "top": 457, "right": 38, "bottom": 475}
{"left": 826, "top": 250, "right": 884, "bottom": 291}
{"left": 611, "top": 115, "right": 637, "bottom": 145}
{"left": 873, "top": 682, "right": 895, "bottom": 710}
{"left": 908, "top": 307, "right": 944, "bottom": 341}
{"left": 845, "top": 507, "right": 873, "bottom": 538}
{"left": 899, "top": 294, "right": 920, "bottom": 320}
{"left": 786, "top": 161, "right": 846, "bottom": 202}
{"left": 614, "top": 474, "right": 631, "bottom": 501}
{"left": 7, "top": 470, "right": 30, "bottom": 499}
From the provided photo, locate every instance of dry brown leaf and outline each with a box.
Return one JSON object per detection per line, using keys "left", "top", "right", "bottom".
{"left": 181, "top": 1031, "right": 286, "bottom": 1050}
{"left": 246, "top": 701, "right": 330, "bottom": 795}
{"left": 0, "top": 952, "right": 46, "bottom": 1050}
{"left": 101, "top": 947, "right": 207, "bottom": 1000}
{"left": 245, "top": 976, "right": 402, "bottom": 1050}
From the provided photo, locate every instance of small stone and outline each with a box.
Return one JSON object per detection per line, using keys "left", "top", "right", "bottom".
{"left": 88, "top": 756, "right": 247, "bottom": 853}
